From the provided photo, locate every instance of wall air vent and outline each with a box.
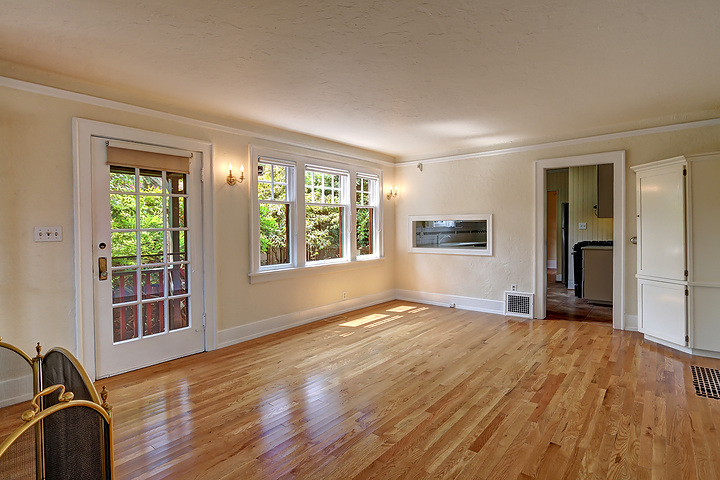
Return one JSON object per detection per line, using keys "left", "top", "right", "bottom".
{"left": 504, "top": 291, "right": 533, "bottom": 319}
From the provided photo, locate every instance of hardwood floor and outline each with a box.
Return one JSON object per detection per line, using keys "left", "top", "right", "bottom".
{"left": 546, "top": 268, "right": 613, "bottom": 323}
{"left": 94, "top": 301, "right": 720, "bottom": 479}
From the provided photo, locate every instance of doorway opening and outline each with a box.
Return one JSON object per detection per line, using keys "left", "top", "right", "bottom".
{"left": 534, "top": 151, "right": 626, "bottom": 330}
{"left": 545, "top": 166, "right": 613, "bottom": 323}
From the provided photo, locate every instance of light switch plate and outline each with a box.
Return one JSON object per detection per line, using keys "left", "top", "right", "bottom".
{"left": 578, "top": 222, "right": 587, "bottom": 230}
{"left": 34, "top": 226, "right": 63, "bottom": 242}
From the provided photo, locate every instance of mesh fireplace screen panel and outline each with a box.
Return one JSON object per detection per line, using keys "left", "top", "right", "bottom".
{"left": 42, "top": 351, "right": 94, "bottom": 403}
{"left": 0, "top": 427, "right": 36, "bottom": 480}
{"left": 43, "top": 406, "right": 110, "bottom": 480}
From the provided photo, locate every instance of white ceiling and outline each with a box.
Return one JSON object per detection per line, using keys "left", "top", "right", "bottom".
{"left": 1, "top": 0, "right": 719, "bottom": 160}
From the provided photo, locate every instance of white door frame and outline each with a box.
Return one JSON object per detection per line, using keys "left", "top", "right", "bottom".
{"left": 534, "top": 151, "right": 626, "bottom": 329}
{"left": 72, "top": 118, "right": 216, "bottom": 379}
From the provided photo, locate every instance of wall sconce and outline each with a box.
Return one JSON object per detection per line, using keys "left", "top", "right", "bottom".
{"left": 386, "top": 185, "right": 398, "bottom": 200}
{"left": 227, "top": 163, "right": 244, "bottom": 185}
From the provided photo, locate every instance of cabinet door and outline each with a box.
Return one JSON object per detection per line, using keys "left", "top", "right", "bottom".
{"left": 637, "top": 165, "right": 686, "bottom": 281}
{"left": 639, "top": 279, "right": 687, "bottom": 346}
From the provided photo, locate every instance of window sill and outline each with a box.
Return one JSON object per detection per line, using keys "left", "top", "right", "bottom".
{"left": 249, "top": 257, "right": 385, "bottom": 284}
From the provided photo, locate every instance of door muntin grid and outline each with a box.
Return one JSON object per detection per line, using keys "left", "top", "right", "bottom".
{"left": 109, "top": 166, "right": 190, "bottom": 344}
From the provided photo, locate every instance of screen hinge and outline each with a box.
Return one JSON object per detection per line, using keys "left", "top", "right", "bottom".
{"left": 201, "top": 167, "right": 205, "bottom": 183}
{"left": 683, "top": 168, "right": 687, "bottom": 176}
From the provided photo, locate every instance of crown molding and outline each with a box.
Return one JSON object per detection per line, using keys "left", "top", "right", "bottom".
{"left": 397, "top": 117, "right": 720, "bottom": 166}
{"left": 0, "top": 75, "right": 396, "bottom": 167}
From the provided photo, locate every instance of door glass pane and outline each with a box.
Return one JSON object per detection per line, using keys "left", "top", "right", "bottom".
{"left": 167, "top": 197, "right": 186, "bottom": 228}
{"left": 111, "top": 232, "right": 137, "bottom": 266}
{"left": 140, "top": 231, "right": 164, "bottom": 264}
{"left": 110, "top": 166, "right": 136, "bottom": 192}
{"left": 142, "top": 301, "right": 165, "bottom": 336}
{"left": 141, "top": 266, "right": 165, "bottom": 299}
{"left": 139, "top": 169, "right": 162, "bottom": 193}
{"left": 166, "top": 172, "right": 186, "bottom": 194}
{"left": 260, "top": 203, "right": 289, "bottom": 266}
{"left": 112, "top": 269, "right": 137, "bottom": 304}
{"left": 113, "top": 304, "right": 138, "bottom": 342}
{"left": 108, "top": 163, "right": 193, "bottom": 345}
{"left": 110, "top": 194, "right": 136, "bottom": 229}
{"left": 167, "top": 264, "right": 187, "bottom": 296}
{"left": 167, "top": 230, "right": 187, "bottom": 262}
{"left": 140, "top": 195, "right": 164, "bottom": 228}
{"left": 169, "top": 297, "right": 189, "bottom": 331}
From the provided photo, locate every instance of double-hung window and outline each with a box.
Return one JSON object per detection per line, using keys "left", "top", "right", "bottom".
{"left": 257, "top": 159, "right": 294, "bottom": 269}
{"left": 355, "top": 175, "right": 379, "bottom": 257}
{"left": 250, "top": 146, "right": 383, "bottom": 281}
{"left": 305, "top": 167, "right": 348, "bottom": 263}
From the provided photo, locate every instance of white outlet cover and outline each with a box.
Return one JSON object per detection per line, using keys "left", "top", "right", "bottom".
{"left": 578, "top": 222, "right": 587, "bottom": 230}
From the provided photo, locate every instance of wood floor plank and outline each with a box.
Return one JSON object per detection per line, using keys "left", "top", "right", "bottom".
{"left": 75, "top": 300, "right": 720, "bottom": 479}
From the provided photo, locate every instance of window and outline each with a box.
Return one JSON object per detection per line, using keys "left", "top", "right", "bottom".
{"left": 356, "top": 175, "right": 378, "bottom": 257}
{"left": 257, "top": 160, "right": 293, "bottom": 268}
{"left": 250, "top": 147, "right": 382, "bottom": 281}
{"left": 408, "top": 214, "right": 493, "bottom": 256}
{"left": 305, "top": 168, "right": 348, "bottom": 262}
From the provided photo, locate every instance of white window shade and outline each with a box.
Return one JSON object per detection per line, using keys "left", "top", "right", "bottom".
{"left": 106, "top": 140, "right": 192, "bottom": 173}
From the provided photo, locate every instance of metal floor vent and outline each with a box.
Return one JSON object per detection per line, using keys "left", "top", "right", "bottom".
{"left": 504, "top": 291, "right": 533, "bottom": 319}
{"left": 691, "top": 365, "right": 720, "bottom": 399}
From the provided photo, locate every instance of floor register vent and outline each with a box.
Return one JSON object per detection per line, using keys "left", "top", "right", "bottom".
{"left": 691, "top": 365, "right": 720, "bottom": 400}
{"left": 504, "top": 291, "right": 533, "bottom": 319}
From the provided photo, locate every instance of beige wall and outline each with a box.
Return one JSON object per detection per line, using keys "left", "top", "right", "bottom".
{"left": 395, "top": 124, "right": 720, "bottom": 320}
{"left": 0, "top": 84, "right": 395, "bottom": 356}
{"left": 3, "top": 75, "right": 720, "bottom": 358}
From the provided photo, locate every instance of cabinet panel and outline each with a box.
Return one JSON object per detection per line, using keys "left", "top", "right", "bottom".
{"left": 639, "top": 279, "right": 686, "bottom": 346}
{"left": 690, "top": 156, "right": 720, "bottom": 283}
{"left": 692, "top": 286, "right": 720, "bottom": 351}
{"left": 637, "top": 166, "right": 686, "bottom": 280}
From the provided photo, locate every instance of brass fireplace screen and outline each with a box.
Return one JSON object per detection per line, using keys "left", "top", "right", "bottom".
{"left": 0, "top": 338, "right": 113, "bottom": 480}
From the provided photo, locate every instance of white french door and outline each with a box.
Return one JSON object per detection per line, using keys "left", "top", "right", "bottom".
{"left": 91, "top": 136, "right": 205, "bottom": 378}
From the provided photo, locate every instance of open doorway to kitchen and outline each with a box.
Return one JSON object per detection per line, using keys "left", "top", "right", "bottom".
{"left": 534, "top": 151, "right": 625, "bottom": 330}
{"left": 545, "top": 167, "right": 613, "bottom": 323}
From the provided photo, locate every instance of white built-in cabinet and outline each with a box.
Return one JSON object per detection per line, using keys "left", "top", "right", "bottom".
{"left": 632, "top": 153, "right": 720, "bottom": 357}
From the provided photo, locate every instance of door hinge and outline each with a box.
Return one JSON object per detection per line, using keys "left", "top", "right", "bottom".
{"left": 683, "top": 168, "right": 687, "bottom": 176}
{"left": 684, "top": 269, "right": 689, "bottom": 278}
{"left": 686, "top": 335, "right": 690, "bottom": 343}
{"left": 685, "top": 288, "right": 689, "bottom": 297}
{"left": 201, "top": 167, "right": 205, "bottom": 183}
{"left": 202, "top": 313, "right": 206, "bottom": 328}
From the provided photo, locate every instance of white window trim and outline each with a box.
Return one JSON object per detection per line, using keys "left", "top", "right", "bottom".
{"left": 355, "top": 173, "right": 381, "bottom": 260}
{"left": 249, "top": 145, "right": 383, "bottom": 283}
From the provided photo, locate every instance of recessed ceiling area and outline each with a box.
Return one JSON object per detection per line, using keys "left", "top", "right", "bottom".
{"left": 1, "top": 0, "right": 719, "bottom": 160}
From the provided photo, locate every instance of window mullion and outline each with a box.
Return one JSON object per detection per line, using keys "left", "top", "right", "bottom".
{"left": 296, "top": 162, "right": 306, "bottom": 268}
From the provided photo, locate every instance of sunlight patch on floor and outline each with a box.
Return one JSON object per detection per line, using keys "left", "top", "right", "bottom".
{"left": 340, "top": 314, "right": 388, "bottom": 327}
{"left": 387, "top": 305, "right": 416, "bottom": 312}
{"left": 365, "top": 315, "right": 404, "bottom": 328}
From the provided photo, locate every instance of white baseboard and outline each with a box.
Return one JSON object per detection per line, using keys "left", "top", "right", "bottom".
{"left": 217, "top": 290, "right": 396, "bottom": 349}
{"left": 643, "top": 333, "right": 692, "bottom": 355}
{"left": 547, "top": 260, "right": 557, "bottom": 269}
{"left": 394, "top": 289, "right": 504, "bottom": 315}
{"left": 624, "top": 315, "right": 639, "bottom": 331}
{"left": 0, "top": 375, "right": 33, "bottom": 408}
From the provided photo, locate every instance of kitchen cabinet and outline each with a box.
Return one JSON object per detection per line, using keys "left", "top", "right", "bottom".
{"left": 632, "top": 152, "right": 720, "bottom": 356}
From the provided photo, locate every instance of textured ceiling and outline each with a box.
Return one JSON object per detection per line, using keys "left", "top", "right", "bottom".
{"left": 1, "top": 0, "right": 719, "bottom": 160}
